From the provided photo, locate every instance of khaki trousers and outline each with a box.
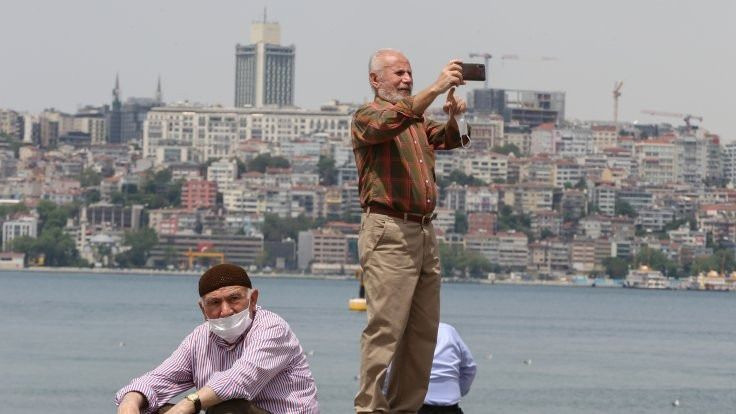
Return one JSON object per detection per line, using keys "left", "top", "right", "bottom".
{"left": 354, "top": 212, "right": 441, "bottom": 413}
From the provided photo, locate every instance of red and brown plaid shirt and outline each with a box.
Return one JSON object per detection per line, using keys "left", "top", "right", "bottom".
{"left": 352, "top": 96, "right": 463, "bottom": 215}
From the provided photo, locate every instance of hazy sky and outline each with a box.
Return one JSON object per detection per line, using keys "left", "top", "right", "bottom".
{"left": 2, "top": 0, "right": 734, "bottom": 140}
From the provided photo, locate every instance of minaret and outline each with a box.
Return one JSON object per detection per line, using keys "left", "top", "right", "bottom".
{"left": 155, "top": 75, "right": 163, "bottom": 103}
{"left": 108, "top": 73, "right": 123, "bottom": 144}
{"left": 113, "top": 73, "right": 121, "bottom": 103}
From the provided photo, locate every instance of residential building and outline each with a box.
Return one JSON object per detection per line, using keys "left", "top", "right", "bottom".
{"left": 556, "top": 127, "right": 593, "bottom": 156}
{"left": 591, "top": 125, "right": 618, "bottom": 152}
{"left": 182, "top": 179, "right": 218, "bottom": 211}
{"left": 467, "top": 212, "right": 496, "bottom": 235}
{"left": 297, "top": 229, "right": 348, "bottom": 270}
{"left": 207, "top": 159, "right": 238, "bottom": 191}
{"left": 2, "top": 216, "right": 38, "bottom": 251}
{"left": 143, "top": 104, "right": 351, "bottom": 162}
{"left": 723, "top": 142, "right": 736, "bottom": 185}
{"left": 553, "top": 159, "right": 583, "bottom": 188}
{"left": 634, "top": 137, "right": 678, "bottom": 185}
{"left": 531, "top": 210, "right": 562, "bottom": 238}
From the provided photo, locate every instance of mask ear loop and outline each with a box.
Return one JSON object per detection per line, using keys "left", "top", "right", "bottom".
{"left": 459, "top": 115, "right": 471, "bottom": 149}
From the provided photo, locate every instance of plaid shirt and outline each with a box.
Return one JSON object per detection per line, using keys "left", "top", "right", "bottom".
{"left": 352, "top": 96, "right": 463, "bottom": 215}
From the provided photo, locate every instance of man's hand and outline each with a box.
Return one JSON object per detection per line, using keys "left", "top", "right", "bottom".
{"left": 431, "top": 60, "right": 464, "bottom": 95}
{"left": 117, "top": 392, "right": 145, "bottom": 414}
{"left": 443, "top": 88, "right": 467, "bottom": 118}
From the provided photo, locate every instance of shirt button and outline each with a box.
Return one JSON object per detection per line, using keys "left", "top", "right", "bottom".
{"left": 427, "top": 199, "right": 431, "bottom": 203}
{"left": 419, "top": 159, "right": 423, "bottom": 163}
{"left": 414, "top": 140, "right": 417, "bottom": 144}
{"left": 425, "top": 180, "right": 429, "bottom": 183}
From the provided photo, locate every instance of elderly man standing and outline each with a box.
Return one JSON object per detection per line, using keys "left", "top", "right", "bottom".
{"left": 115, "top": 263, "right": 318, "bottom": 414}
{"left": 352, "top": 49, "right": 468, "bottom": 413}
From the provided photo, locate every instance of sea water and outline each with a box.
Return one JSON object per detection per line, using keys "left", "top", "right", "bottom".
{"left": 0, "top": 271, "right": 734, "bottom": 413}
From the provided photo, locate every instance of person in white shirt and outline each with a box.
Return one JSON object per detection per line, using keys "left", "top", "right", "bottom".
{"left": 419, "top": 322, "right": 477, "bottom": 414}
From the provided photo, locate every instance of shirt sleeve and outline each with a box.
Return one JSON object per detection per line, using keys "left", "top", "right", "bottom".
{"left": 424, "top": 118, "right": 465, "bottom": 150}
{"left": 114, "top": 334, "right": 195, "bottom": 414}
{"left": 352, "top": 97, "right": 423, "bottom": 148}
{"left": 205, "top": 321, "right": 298, "bottom": 401}
{"left": 456, "top": 331, "right": 477, "bottom": 397}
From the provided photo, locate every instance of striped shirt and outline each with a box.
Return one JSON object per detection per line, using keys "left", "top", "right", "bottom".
{"left": 115, "top": 307, "right": 319, "bottom": 414}
{"left": 352, "top": 96, "right": 464, "bottom": 215}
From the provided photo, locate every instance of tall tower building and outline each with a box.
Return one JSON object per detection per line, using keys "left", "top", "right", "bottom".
{"left": 108, "top": 73, "right": 123, "bottom": 144}
{"left": 234, "top": 16, "right": 295, "bottom": 107}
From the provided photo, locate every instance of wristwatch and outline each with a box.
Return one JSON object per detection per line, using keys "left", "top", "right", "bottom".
{"left": 185, "top": 392, "right": 201, "bottom": 413}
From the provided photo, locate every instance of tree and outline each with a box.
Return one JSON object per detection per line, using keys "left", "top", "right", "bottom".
{"left": 317, "top": 155, "right": 338, "bottom": 186}
{"left": 439, "top": 243, "right": 500, "bottom": 278}
{"left": 603, "top": 257, "right": 629, "bottom": 279}
{"left": 635, "top": 245, "right": 678, "bottom": 277}
{"left": 260, "top": 214, "right": 321, "bottom": 242}
{"left": 574, "top": 178, "right": 587, "bottom": 190}
{"left": 115, "top": 228, "right": 158, "bottom": 268}
{"left": 615, "top": 200, "right": 637, "bottom": 218}
{"left": 437, "top": 170, "right": 487, "bottom": 191}
{"left": 83, "top": 189, "right": 101, "bottom": 204}
{"left": 247, "top": 154, "right": 290, "bottom": 173}
{"left": 0, "top": 202, "right": 29, "bottom": 217}
{"left": 78, "top": 168, "right": 102, "bottom": 188}
{"left": 690, "top": 249, "right": 736, "bottom": 275}
{"left": 540, "top": 228, "right": 555, "bottom": 240}
{"left": 454, "top": 211, "right": 468, "bottom": 234}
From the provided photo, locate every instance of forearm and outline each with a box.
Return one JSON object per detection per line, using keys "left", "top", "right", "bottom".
{"left": 118, "top": 392, "right": 146, "bottom": 413}
{"left": 167, "top": 386, "right": 222, "bottom": 414}
{"left": 411, "top": 84, "right": 443, "bottom": 115}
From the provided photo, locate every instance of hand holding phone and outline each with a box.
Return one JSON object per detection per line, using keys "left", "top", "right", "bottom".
{"left": 460, "top": 63, "right": 486, "bottom": 81}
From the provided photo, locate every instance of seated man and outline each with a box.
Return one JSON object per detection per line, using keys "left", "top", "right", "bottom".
{"left": 419, "top": 323, "right": 477, "bottom": 414}
{"left": 115, "top": 263, "right": 319, "bottom": 414}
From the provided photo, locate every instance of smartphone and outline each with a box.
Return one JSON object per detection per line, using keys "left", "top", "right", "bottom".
{"left": 461, "top": 63, "right": 486, "bottom": 81}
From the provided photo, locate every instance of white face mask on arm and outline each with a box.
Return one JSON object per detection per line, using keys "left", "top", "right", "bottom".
{"left": 207, "top": 305, "right": 252, "bottom": 343}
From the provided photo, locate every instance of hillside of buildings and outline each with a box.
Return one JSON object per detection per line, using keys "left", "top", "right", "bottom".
{"left": 2, "top": 97, "right": 736, "bottom": 282}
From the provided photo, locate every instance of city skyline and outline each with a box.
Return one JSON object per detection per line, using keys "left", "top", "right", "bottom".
{"left": 1, "top": 0, "right": 734, "bottom": 140}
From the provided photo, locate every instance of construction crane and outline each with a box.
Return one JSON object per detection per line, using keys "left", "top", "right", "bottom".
{"left": 468, "top": 52, "right": 492, "bottom": 88}
{"left": 613, "top": 81, "right": 623, "bottom": 131}
{"left": 469, "top": 52, "right": 559, "bottom": 89}
{"left": 641, "top": 109, "right": 704, "bottom": 132}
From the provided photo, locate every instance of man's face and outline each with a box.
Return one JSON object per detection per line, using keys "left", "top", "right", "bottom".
{"left": 199, "top": 285, "right": 258, "bottom": 320}
{"left": 371, "top": 52, "right": 413, "bottom": 103}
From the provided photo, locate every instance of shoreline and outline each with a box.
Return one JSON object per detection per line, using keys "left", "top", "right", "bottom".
{"left": 1, "top": 266, "right": 578, "bottom": 287}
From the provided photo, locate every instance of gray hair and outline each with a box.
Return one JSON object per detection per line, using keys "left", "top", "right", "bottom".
{"left": 368, "top": 48, "right": 404, "bottom": 74}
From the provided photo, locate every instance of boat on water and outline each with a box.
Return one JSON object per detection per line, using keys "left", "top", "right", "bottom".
{"left": 624, "top": 266, "right": 669, "bottom": 289}
{"left": 348, "top": 297, "right": 367, "bottom": 311}
{"left": 592, "top": 277, "right": 623, "bottom": 288}
{"left": 349, "top": 268, "right": 367, "bottom": 311}
{"left": 688, "top": 271, "right": 736, "bottom": 292}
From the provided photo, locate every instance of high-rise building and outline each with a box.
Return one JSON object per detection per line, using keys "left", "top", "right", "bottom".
{"left": 723, "top": 142, "right": 736, "bottom": 185}
{"left": 468, "top": 88, "right": 565, "bottom": 127}
{"left": 235, "top": 19, "right": 295, "bottom": 107}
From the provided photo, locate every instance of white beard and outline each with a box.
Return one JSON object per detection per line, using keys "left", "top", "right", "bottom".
{"left": 376, "top": 87, "right": 411, "bottom": 103}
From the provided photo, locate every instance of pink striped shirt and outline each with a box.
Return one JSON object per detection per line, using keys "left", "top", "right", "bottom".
{"left": 115, "top": 307, "right": 319, "bottom": 413}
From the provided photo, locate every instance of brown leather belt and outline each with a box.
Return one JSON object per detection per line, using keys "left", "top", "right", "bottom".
{"left": 364, "top": 205, "right": 437, "bottom": 224}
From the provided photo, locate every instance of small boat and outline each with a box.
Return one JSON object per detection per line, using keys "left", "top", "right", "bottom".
{"left": 349, "top": 298, "right": 367, "bottom": 311}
